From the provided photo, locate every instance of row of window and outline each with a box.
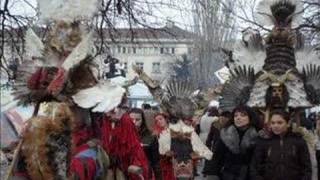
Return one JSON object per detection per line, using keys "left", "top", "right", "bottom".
{"left": 121, "top": 62, "right": 161, "bottom": 73}
{"left": 115, "top": 46, "right": 175, "bottom": 55}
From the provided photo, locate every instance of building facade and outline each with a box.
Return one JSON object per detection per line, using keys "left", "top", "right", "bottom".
{"left": 96, "top": 22, "right": 195, "bottom": 81}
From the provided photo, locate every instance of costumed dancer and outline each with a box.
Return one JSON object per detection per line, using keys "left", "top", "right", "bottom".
{"left": 95, "top": 102, "right": 150, "bottom": 180}
{"left": 7, "top": 0, "right": 141, "bottom": 179}
{"left": 133, "top": 66, "right": 213, "bottom": 179}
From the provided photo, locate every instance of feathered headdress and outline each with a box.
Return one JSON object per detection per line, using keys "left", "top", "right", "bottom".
{"left": 256, "top": 0, "right": 304, "bottom": 28}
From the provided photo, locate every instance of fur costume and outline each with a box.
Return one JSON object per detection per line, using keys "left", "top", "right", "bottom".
{"left": 10, "top": 0, "right": 128, "bottom": 179}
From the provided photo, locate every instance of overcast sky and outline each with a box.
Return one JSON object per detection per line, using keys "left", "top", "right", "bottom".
{"left": 2, "top": 0, "right": 195, "bottom": 30}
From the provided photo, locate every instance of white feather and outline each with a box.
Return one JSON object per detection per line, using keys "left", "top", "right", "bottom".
{"left": 62, "top": 32, "right": 95, "bottom": 70}
{"left": 295, "top": 46, "right": 320, "bottom": 71}
{"left": 158, "top": 129, "right": 171, "bottom": 155}
{"left": 25, "top": 28, "right": 44, "bottom": 60}
{"left": 169, "top": 120, "right": 194, "bottom": 134}
{"left": 255, "top": 0, "right": 304, "bottom": 28}
{"left": 38, "top": 0, "right": 99, "bottom": 22}
{"left": 72, "top": 81, "right": 125, "bottom": 113}
{"left": 286, "top": 79, "right": 312, "bottom": 107}
{"left": 232, "top": 41, "right": 265, "bottom": 72}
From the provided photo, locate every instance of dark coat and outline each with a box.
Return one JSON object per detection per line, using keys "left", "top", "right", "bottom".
{"left": 203, "top": 123, "right": 221, "bottom": 175}
{"left": 250, "top": 131, "right": 312, "bottom": 180}
{"left": 139, "top": 128, "right": 161, "bottom": 179}
{"left": 208, "top": 125, "right": 258, "bottom": 180}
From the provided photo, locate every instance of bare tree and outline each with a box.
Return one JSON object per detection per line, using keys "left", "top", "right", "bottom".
{"left": 0, "top": 0, "right": 38, "bottom": 80}
{"left": 190, "top": 0, "right": 237, "bottom": 89}
{"left": 1, "top": 0, "right": 193, "bottom": 81}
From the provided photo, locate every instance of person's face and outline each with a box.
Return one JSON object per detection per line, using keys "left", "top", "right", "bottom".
{"left": 234, "top": 111, "right": 250, "bottom": 128}
{"left": 219, "top": 116, "right": 229, "bottom": 126}
{"left": 130, "top": 113, "right": 143, "bottom": 128}
{"left": 106, "top": 107, "right": 126, "bottom": 121}
{"left": 155, "top": 115, "right": 168, "bottom": 128}
{"left": 270, "top": 114, "right": 289, "bottom": 135}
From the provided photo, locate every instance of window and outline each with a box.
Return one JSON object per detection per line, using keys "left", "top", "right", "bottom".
{"left": 133, "top": 47, "right": 137, "bottom": 54}
{"left": 117, "top": 46, "right": 121, "bottom": 53}
{"left": 160, "top": 47, "right": 164, "bottom": 54}
{"left": 171, "top": 48, "right": 175, "bottom": 54}
{"left": 136, "top": 62, "right": 144, "bottom": 70}
{"left": 152, "top": 62, "right": 161, "bottom": 73}
{"left": 122, "top": 47, "right": 126, "bottom": 53}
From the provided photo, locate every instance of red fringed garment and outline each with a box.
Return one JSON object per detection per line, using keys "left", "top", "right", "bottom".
{"left": 99, "top": 113, "right": 149, "bottom": 180}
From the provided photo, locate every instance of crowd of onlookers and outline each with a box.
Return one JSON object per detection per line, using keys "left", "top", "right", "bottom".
{"left": 1, "top": 102, "right": 320, "bottom": 180}
{"left": 127, "top": 104, "right": 320, "bottom": 180}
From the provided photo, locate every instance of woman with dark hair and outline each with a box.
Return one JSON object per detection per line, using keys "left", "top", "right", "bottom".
{"left": 250, "top": 109, "right": 312, "bottom": 180}
{"left": 207, "top": 106, "right": 259, "bottom": 180}
{"left": 129, "top": 108, "right": 160, "bottom": 179}
{"left": 152, "top": 113, "right": 175, "bottom": 180}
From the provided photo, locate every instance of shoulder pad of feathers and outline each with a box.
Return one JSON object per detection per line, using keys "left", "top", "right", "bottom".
{"left": 62, "top": 31, "right": 96, "bottom": 71}
{"left": 37, "top": 0, "right": 100, "bottom": 23}
{"left": 255, "top": 0, "right": 304, "bottom": 28}
{"left": 232, "top": 28, "right": 265, "bottom": 73}
{"left": 72, "top": 81, "right": 125, "bottom": 113}
{"left": 296, "top": 45, "right": 320, "bottom": 72}
{"left": 292, "top": 124, "right": 316, "bottom": 147}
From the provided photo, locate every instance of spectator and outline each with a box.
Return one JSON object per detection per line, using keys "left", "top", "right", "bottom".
{"left": 129, "top": 108, "right": 159, "bottom": 179}
{"left": 251, "top": 109, "right": 312, "bottom": 180}
{"left": 207, "top": 106, "right": 258, "bottom": 180}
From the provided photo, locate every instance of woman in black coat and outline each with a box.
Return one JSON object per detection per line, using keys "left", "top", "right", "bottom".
{"left": 206, "top": 106, "right": 259, "bottom": 180}
{"left": 250, "top": 109, "right": 312, "bottom": 180}
{"left": 129, "top": 108, "right": 161, "bottom": 179}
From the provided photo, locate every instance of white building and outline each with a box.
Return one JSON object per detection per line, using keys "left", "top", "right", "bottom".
{"left": 96, "top": 22, "right": 195, "bottom": 81}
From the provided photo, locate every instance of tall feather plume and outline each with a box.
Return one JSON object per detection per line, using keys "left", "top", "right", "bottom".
{"left": 219, "top": 66, "right": 255, "bottom": 111}
{"left": 38, "top": 0, "right": 99, "bottom": 23}
{"left": 162, "top": 79, "right": 197, "bottom": 122}
{"left": 255, "top": 0, "right": 304, "bottom": 28}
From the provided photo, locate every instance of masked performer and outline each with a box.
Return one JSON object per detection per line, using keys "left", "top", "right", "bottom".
{"left": 134, "top": 67, "right": 213, "bottom": 179}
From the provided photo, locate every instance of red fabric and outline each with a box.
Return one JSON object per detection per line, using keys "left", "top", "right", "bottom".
{"left": 69, "top": 125, "right": 98, "bottom": 180}
{"left": 99, "top": 113, "right": 149, "bottom": 180}
{"left": 27, "top": 67, "right": 48, "bottom": 89}
{"left": 72, "top": 125, "right": 94, "bottom": 154}
{"left": 69, "top": 157, "right": 96, "bottom": 180}
{"left": 160, "top": 156, "right": 175, "bottom": 180}
{"left": 47, "top": 67, "right": 65, "bottom": 95}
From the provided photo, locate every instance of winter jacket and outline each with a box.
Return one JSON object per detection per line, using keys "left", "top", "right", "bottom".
{"left": 250, "top": 131, "right": 312, "bottom": 180}
{"left": 208, "top": 125, "right": 258, "bottom": 180}
{"left": 203, "top": 122, "right": 221, "bottom": 175}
